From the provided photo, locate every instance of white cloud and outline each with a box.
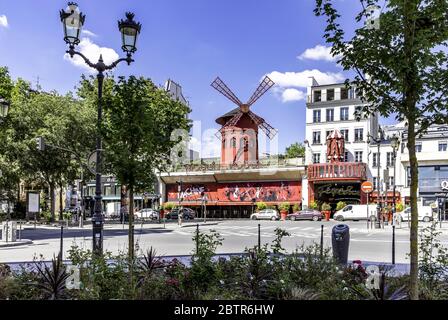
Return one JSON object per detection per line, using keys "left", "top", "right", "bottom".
{"left": 267, "top": 69, "right": 345, "bottom": 103}
{"left": 267, "top": 69, "right": 345, "bottom": 88}
{"left": 64, "top": 37, "right": 119, "bottom": 73}
{"left": 281, "top": 88, "right": 305, "bottom": 102}
{"left": 0, "top": 15, "right": 8, "bottom": 28}
{"left": 81, "top": 29, "right": 97, "bottom": 37}
{"left": 298, "top": 45, "right": 340, "bottom": 62}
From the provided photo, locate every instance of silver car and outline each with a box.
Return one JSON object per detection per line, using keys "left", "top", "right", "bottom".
{"left": 134, "top": 208, "right": 159, "bottom": 220}
{"left": 250, "top": 209, "right": 279, "bottom": 221}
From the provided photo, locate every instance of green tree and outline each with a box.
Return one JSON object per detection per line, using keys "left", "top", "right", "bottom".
{"left": 285, "top": 142, "right": 305, "bottom": 159}
{"left": 95, "top": 75, "right": 191, "bottom": 260}
{"left": 314, "top": 0, "right": 448, "bottom": 299}
{"left": 1, "top": 77, "right": 95, "bottom": 221}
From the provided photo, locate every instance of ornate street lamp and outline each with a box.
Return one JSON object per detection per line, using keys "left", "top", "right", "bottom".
{"left": 0, "top": 98, "right": 9, "bottom": 120}
{"left": 368, "top": 131, "right": 383, "bottom": 229}
{"left": 60, "top": 3, "right": 141, "bottom": 256}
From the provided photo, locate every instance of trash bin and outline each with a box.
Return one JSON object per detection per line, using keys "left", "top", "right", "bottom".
{"left": 332, "top": 224, "right": 350, "bottom": 265}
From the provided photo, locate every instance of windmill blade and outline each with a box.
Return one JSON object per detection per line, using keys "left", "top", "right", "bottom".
{"left": 215, "top": 110, "right": 244, "bottom": 139}
{"left": 247, "top": 111, "right": 278, "bottom": 139}
{"left": 211, "top": 77, "right": 243, "bottom": 107}
{"left": 246, "top": 76, "right": 275, "bottom": 107}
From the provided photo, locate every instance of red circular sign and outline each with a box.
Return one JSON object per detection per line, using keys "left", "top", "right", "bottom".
{"left": 361, "top": 181, "right": 374, "bottom": 194}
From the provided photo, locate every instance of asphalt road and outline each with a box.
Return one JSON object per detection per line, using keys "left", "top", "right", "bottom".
{"left": 1, "top": 219, "right": 448, "bottom": 264}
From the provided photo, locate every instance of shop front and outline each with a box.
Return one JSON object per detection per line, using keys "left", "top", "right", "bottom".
{"left": 307, "top": 162, "right": 368, "bottom": 211}
{"left": 165, "top": 181, "right": 302, "bottom": 218}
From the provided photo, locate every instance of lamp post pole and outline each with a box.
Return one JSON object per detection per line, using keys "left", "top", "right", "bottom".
{"left": 60, "top": 3, "right": 141, "bottom": 255}
{"left": 368, "top": 132, "right": 382, "bottom": 229}
{"left": 390, "top": 134, "right": 400, "bottom": 227}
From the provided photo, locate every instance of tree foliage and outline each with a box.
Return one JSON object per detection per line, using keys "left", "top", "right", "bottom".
{"left": 285, "top": 142, "right": 305, "bottom": 159}
{"left": 314, "top": 0, "right": 448, "bottom": 299}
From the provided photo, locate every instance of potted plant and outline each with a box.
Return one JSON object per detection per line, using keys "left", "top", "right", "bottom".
{"left": 279, "top": 202, "right": 290, "bottom": 221}
{"left": 321, "top": 202, "right": 332, "bottom": 221}
{"left": 396, "top": 202, "right": 404, "bottom": 212}
{"left": 336, "top": 201, "right": 346, "bottom": 212}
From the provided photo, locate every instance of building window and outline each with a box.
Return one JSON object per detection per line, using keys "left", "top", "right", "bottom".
{"left": 354, "top": 128, "right": 364, "bottom": 142}
{"left": 388, "top": 176, "right": 395, "bottom": 190}
{"left": 373, "top": 177, "right": 378, "bottom": 190}
{"left": 326, "top": 108, "right": 334, "bottom": 122}
{"left": 340, "top": 107, "right": 349, "bottom": 121}
{"left": 312, "top": 131, "right": 321, "bottom": 144}
{"left": 340, "top": 129, "right": 349, "bottom": 142}
{"left": 312, "top": 153, "right": 321, "bottom": 164}
{"left": 401, "top": 142, "right": 406, "bottom": 153}
{"left": 313, "top": 110, "right": 321, "bottom": 123}
{"left": 372, "top": 153, "right": 379, "bottom": 167}
{"left": 386, "top": 152, "right": 394, "bottom": 167}
{"left": 354, "top": 151, "right": 363, "bottom": 163}
{"left": 104, "top": 185, "right": 112, "bottom": 196}
{"left": 326, "top": 130, "right": 333, "bottom": 140}
{"left": 341, "top": 88, "right": 349, "bottom": 100}
{"left": 439, "top": 141, "right": 447, "bottom": 152}
{"left": 314, "top": 90, "right": 322, "bottom": 102}
{"left": 327, "top": 89, "right": 335, "bottom": 101}
{"left": 416, "top": 143, "right": 422, "bottom": 153}
{"left": 344, "top": 151, "right": 349, "bottom": 162}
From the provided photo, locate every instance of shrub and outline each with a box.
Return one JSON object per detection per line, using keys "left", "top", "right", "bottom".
{"left": 309, "top": 201, "right": 318, "bottom": 210}
{"left": 292, "top": 203, "right": 300, "bottom": 212}
{"left": 163, "top": 202, "right": 175, "bottom": 211}
{"left": 279, "top": 203, "right": 290, "bottom": 212}
{"left": 396, "top": 202, "right": 404, "bottom": 212}
{"left": 256, "top": 202, "right": 267, "bottom": 211}
{"left": 336, "top": 201, "right": 347, "bottom": 211}
{"left": 321, "top": 202, "right": 331, "bottom": 211}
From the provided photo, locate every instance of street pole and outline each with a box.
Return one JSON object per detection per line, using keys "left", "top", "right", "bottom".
{"left": 376, "top": 141, "right": 381, "bottom": 228}
{"left": 258, "top": 223, "right": 261, "bottom": 250}
{"left": 392, "top": 149, "right": 397, "bottom": 227}
{"left": 320, "top": 224, "right": 324, "bottom": 257}
{"left": 392, "top": 225, "right": 396, "bottom": 264}
{"left": 92, "top": 71, "right": 104, "bottom": 256}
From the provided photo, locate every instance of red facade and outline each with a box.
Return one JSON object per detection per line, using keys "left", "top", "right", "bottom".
{"left": 166, "top": 181, "right": 302, "bottom": 206}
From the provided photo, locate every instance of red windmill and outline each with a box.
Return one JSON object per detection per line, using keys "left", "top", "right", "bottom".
{"left": 326, "top": 129, "right": 345, "bottom": 163}
{"left": 211, "top": 76, "right": 277, "bottom": 165}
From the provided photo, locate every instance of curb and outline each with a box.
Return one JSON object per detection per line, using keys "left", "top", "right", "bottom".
{"left": 0, "top": 239, "right": 33, "bottom": 248}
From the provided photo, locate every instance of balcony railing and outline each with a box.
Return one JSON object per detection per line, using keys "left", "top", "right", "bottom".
{"left": 166, "top": 158, "right": 305, "bottom": 173}
{"left": 307, "top": 162, "right": 367, "bottom": 182}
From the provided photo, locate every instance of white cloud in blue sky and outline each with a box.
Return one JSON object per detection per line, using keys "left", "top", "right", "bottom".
{"left": 297, "top": 44, "right": 340, "bottom": 62}
{"left": 81, "top": 29, "right": 97, "bottom": 38}
{"left": 267, "top": 69, "right": 345, "bottom": 102}
{"left": 0, "top": 15, "right": 8, "bottom": 28}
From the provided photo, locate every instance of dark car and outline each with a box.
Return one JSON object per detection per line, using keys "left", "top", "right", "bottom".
{"left": 166, "top": 208, "right": 196, "bottom": 220}
{"left": 287, "top": 210, "right": 323, "bottom": 221}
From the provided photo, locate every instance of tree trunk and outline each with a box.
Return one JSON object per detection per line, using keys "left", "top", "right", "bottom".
{"left": 408, "top": 119, "right": 419, "bottom": 300}
{"left": 128, "top": 184, "right": 135, "bottom": 261}
{"left": 49, "top": 182, "right": 55, "bottom": 223}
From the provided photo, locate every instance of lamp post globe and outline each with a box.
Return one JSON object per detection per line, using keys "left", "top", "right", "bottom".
{"left": 0, "top": 98, "right": 9, "bottom": 119}
{"left": 60, "top": 2, "right": 85, "bottom": 47}
{"left": 118, "top": 12, "right": 142, "bottom": 56}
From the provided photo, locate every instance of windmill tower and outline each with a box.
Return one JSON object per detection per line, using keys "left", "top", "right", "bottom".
{"left": 211, "top": 76, "right": 277, "bottom": 165}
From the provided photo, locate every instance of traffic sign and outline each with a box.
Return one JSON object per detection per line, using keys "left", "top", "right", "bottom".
{"left": 361, "top": 181, "right": 374, "bottom": 194}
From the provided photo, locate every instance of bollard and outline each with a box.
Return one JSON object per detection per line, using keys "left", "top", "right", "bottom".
{"left": 392, "top": 225, "right": 396, "bottom": 265}
{"left": 320, "top": 225, "right": 324, "bottom": 257}
{"left": 331, "top": 224, "right": 350, "bottom": 265}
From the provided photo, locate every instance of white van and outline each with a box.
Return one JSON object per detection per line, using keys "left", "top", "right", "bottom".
{"left": 396, "top": 206, "right": 434, "bottom": 222}
{"left": 333, "top": 204, "right": 378, "bottom": 221}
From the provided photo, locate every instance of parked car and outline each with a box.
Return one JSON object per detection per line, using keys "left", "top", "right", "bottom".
{"left": 250, "top": 209, "right": 279, "bottom": 221}
{"left": 333, "top": 204, "right": 377, "bottom": 221}
{"left": 396, "top": 206, "right": 434, "bottom": 222}
{"left": 287, "top": 210, "right": 323, "bottom": 221}
{"left": 166, "top": 208, "right": 196, "bottom": 220}
{"left": 134, "top": 208, "right": 159, "bottom": 220}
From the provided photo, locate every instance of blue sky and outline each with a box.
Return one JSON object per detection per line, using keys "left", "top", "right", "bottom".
{"left": 0, "top": 0, "right": 381, "bottom": 157}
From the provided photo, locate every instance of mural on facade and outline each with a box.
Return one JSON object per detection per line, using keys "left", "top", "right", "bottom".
{"left": 167, "top": 182, "right": 301, "bottom": 203}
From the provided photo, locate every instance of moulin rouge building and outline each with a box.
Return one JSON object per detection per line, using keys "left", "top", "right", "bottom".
{"left": 157, "top": 76, "right": 440, "bottom": 218}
